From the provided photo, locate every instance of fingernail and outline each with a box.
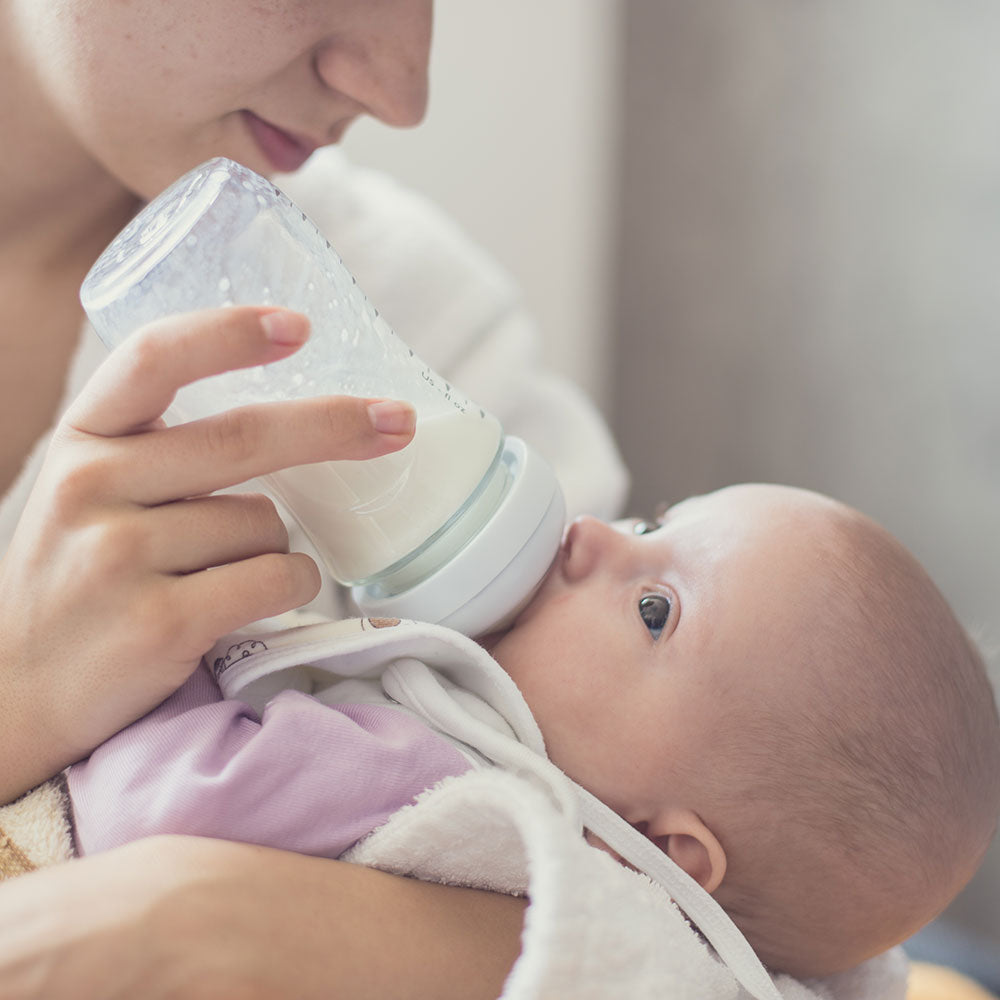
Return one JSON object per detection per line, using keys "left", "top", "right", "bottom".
{"left": 367, "top": 400, "right": 416, "bottom": 435}
{"left": 260, "top": 310, "right": 309, "bottom": 345}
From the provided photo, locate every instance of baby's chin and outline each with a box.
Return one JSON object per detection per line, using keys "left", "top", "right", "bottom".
{"left": 474, "top": 616, "right": 524, "bottom": 671}
{"left": 475, "top": 572, "right": 552, "bottom": 654}
{"left": 475, "top": 629, "right": 505, "bottom": 655}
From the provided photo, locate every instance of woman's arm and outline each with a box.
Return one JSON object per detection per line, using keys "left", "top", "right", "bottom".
{"left": 0, "top": 307, "right": 415, "bottom": 802}
{"left": 0, "top": 837, "right": 526, "bottom": 1000}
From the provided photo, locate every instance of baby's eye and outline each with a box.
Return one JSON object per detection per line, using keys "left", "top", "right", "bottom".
{"left": 632, "top": 519, "right": 661, "bottom": 536}
{"left": 639, "top": 593, "right": 671, "bottom": 640}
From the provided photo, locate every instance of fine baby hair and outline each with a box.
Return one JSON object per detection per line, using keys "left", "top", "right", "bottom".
{"left": 693, "top": 495, "right": 1000, "bottom": 977}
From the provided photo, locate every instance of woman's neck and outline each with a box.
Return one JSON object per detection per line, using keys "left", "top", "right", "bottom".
{"left": 0, "top": 24, "right": 142, "bottom": 495}
{"left": 0, "top": 138, "right": 140, "bottom": 274}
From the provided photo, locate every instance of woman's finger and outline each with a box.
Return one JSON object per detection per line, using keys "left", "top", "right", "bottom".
{"left": 135, "top": 493, "right": 291, "bottom": 574}
{"left": 164, "top": 552, "right": 324, "bottom": 660}
{"left": 71, "top": 394, "right": 415, "bottom": 507}
{"left": 66, "top": 307, "right": 309, "bottom": 437}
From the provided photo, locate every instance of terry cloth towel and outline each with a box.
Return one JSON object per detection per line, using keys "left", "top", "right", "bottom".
{"left": 0, "top": 775, "right": 75, "bottom": 879}
{"left": 344, "top": 768, "right": 909, "bottom": 1000}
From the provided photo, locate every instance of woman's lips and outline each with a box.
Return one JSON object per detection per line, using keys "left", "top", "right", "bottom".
{"left": 242, "top": 111, "right": 318, "bottom": 173}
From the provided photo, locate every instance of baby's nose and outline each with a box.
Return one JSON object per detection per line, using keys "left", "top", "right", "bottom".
{"left": 560, "top": 516, "right": 624, "bottom": 582}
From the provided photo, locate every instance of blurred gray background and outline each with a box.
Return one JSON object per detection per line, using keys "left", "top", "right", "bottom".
{"left": 611, "top": 1, "right": 1000, "bottom": 960}
{"left": 347, "top": 0, "right": 1000, "bottom": 968}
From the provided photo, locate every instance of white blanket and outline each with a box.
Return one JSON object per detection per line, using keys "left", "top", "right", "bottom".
{"left": 346, "top": 767, "right": 908, "bottom": 1000}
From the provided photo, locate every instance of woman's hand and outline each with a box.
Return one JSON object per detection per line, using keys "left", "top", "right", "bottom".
{"left": 0, "top": 837, "right": 526, "bottom": 1000}
{"left": 0, "top": 307, "right": 415, "bottom": 802}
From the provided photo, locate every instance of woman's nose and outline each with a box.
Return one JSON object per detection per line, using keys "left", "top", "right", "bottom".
{"left": 561, "top": 516, "right": 628, "bottom": 583}
{"left": 314, "top": 1, "right": 432, "bottom": 127}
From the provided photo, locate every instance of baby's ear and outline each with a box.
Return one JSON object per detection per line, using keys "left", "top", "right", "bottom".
{"left": 644, "top": 808, "right": 727, "bottom": 894}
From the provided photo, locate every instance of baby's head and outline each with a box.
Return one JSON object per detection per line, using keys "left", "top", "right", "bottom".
{"left": 485, "top": 483, "right": 1000, "bottom": 979}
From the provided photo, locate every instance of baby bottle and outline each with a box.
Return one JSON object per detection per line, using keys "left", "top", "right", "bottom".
{"left": 80, "top": 157, "right": 565, "bottom": 637}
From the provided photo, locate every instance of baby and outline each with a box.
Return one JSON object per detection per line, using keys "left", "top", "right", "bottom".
{"left": 67, "top": 483, "right": 1000, "bottom": 980}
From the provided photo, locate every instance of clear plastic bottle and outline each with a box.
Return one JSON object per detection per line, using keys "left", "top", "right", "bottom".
{"left": 80, "top": 158, "right": 565, "bottom": 636}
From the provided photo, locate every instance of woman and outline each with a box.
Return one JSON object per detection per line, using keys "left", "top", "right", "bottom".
{"left": 0, "top": 1, "right": 625, "bottom": 994}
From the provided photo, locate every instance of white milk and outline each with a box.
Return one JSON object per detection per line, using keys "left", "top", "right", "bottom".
{"left": 266, "top": 409, "right": 504, "bottom": 584}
